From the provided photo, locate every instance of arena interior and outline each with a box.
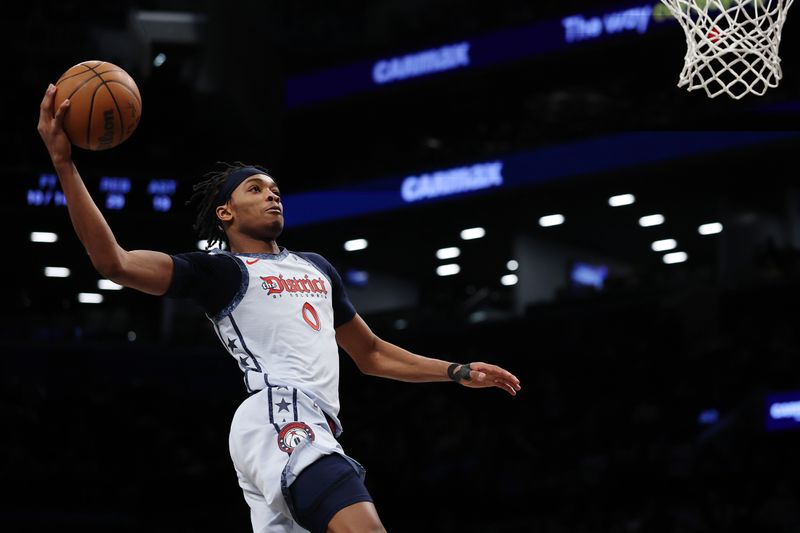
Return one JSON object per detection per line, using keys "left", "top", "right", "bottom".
{"left": 3, "top": 1, "right": 800, "bottom": 531}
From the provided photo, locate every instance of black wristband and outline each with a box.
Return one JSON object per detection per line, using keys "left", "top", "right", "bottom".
{"left": 447, "top": 363, "right": 472, "bottom": 382}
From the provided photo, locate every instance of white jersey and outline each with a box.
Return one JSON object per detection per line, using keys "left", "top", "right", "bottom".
{"left": 207, "top": 249, "right": 354, "bottom": 434}
{"left": 169, "top": 247, "right": 363, "bottom": 532}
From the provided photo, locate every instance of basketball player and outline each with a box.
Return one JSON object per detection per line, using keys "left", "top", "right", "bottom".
{"left": 37, "top": 84, "right": 522, "bottom": 533}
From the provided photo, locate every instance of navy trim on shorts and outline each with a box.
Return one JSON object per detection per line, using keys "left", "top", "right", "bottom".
{"left": 286, "top": 454, "right": 373, "bottom": 533}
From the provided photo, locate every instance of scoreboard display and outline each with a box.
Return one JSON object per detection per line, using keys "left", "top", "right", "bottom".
{"left": 21, "top": 172, "right": 184, "bottom": 214}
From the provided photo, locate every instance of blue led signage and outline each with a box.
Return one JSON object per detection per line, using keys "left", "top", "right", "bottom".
{"left": 148, "top": 179, "right": 178, "bottom": 213}
{"left": 373, "top": 42, "right": 471, "bottom": 85}
{"left": 27, "top": 173, "right": 66, "bottom": 207}
{"left": 400, "top": 161, "right": 503, "bottom": 203}
{"left": 285, "top": 2, "right": 676, "bottom": 108}
{"left": 282, "top": 131, "right": 798, "bottom": 228}
{"left": 562, "top": 5, "right": 654, "bottom": 44}
{"left": 766, "top": 391, "right": 800, "bottom": 431}
{"left": 571, "top": 263, "right": 609, "bottom": 290}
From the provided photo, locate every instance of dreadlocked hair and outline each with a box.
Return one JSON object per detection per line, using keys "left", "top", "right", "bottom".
{"left": 187, "top": 161, "right": 267, "bottom": 249}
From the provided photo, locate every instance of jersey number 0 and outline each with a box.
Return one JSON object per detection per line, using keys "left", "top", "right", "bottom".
{"left": 302, "top": 302, "right": 321, "bottom": 331}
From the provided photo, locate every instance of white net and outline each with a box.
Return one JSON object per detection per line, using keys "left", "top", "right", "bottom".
{"left": 660, "top": 0, "right": 795, "bottom": 99}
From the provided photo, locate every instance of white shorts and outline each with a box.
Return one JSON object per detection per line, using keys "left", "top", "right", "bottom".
{"left": 228, "top": 385, "right": 365, "bottom": 533}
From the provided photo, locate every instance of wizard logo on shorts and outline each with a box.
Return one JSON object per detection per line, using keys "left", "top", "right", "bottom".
{"left": 277, "top": 422, "right": 315, "bottom": 454}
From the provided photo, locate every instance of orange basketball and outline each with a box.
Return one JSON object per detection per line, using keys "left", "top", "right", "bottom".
{"left": 54, "top": 60, "right": 142, "bottom": 151}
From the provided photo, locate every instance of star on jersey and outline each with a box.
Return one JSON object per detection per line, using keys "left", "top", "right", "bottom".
{"left": 227, "top": 337, "right": 238, "bottom": 351}
{"left": 276, "top": 399, "right": 291, "bottom": 412}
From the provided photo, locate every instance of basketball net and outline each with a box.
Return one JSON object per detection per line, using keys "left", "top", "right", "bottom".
{"left": 660, "top": 0, "right": 795, "bottom": 99}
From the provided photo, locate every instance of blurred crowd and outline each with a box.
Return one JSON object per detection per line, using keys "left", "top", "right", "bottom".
{"left": 2, "top": 260, "right": 799, "bottom": 533}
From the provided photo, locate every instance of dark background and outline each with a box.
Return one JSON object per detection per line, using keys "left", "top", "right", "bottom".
{"left": 3, "top": 1, "right": 800, "bottom": 532}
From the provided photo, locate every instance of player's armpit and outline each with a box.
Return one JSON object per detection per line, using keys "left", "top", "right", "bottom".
{"left": 107, "top": 249, "right": 175, "bottom": 296}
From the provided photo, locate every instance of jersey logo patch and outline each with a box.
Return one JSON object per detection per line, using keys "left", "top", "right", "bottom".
{"left": 260, "top": 274, "right": 328, "bottom": 296}
{"left": 302, "top": 302, "right": 321, "bottom": 331}
{"left": 277, "top": 422, "right": 315, "bottom": 454}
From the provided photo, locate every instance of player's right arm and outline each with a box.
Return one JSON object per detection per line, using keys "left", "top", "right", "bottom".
{"left": 37, "top": 84, "right": 173, "bottom": 296}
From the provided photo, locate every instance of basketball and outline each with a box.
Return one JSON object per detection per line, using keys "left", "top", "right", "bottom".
{"left": 54, "top": 60, "right": 142, "bottom": 151}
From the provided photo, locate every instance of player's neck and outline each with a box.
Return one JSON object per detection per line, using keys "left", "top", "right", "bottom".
{"left": 229, "top": 235, "right": 280, "bottom": 255}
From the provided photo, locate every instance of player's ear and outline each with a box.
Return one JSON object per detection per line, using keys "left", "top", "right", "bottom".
{"left": 216, "top": 203, "right": 233, "bottom": 223}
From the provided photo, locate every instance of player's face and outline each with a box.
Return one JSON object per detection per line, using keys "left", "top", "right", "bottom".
{"left": 227, "top": 174, "right": 284, "bottom": 240}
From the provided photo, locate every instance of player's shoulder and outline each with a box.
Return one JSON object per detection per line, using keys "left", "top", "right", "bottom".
{"left": 173, "top": 249, "right": 242, "bottom": 270}
{"left": 174, "top": 248, "right": 234, "bottom": 261}
{"left": 291, "top": 250, "right": 337, "bottom": 276}
{"left": 292, "top": 250, "right": 330, "bottom": 265}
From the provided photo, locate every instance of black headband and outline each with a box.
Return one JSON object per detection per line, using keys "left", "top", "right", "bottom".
{"left": 213, "top": 166, "right": 270, "bottom": 207}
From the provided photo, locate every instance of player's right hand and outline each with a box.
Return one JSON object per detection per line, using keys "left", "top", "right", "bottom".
{"left": 458, "top": 362, "right": 521, "bottom": 396}
{"left": 37, "top": 84, "right": 72, "bottom": 165}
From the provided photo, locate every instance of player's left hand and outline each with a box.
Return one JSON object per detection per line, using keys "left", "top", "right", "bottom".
{"left": 459, "top": 362, "right": 521, "bottom": 396}
{"left": 37, "top": 84, "right": 72, "bottom": 165}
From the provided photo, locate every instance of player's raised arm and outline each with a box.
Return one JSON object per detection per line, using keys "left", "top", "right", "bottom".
{"left": 37, "top": 84, "right": 174, "bottom": 296}
{"left": 336, "top": 314, "right": 522, "bottom": 396}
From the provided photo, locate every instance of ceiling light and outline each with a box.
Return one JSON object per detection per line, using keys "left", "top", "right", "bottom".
{"left": 44, "top": 267, "right": 70, "bottom": 278}
{"left": 98, "top": 279, "right": 123, "bottom": 291}
{"left": 78, "top": 293, "right": 104, "bottom": 304}
{"left": 501, "top": 274, "right": 518, "bottom": 286}
{"left": 436, "top": 247, "right": 460, "bottom": 260}
{"left": 651, "top": 239, "right": 677, "bottom": 252}
{"left": 639, "top": 214, "right": 665, "bottom": 227}
{"left": 663, "top": 251, "right": 688, "bottom": 264}
{"left": 698, "top": 222, "right": 723, "bottom": 235}
{"left": 344, "top": 238, "right": 368, "bottom": 251}
{"left": 460, "top": 227, "right": 485, "bottom": 240}
{"left": 539, "top": 214, "right": 565, "bottom": 227}
{"left": 608, "top": 194, "right": 636, "bottom": 207}
{"left": 30, "top": 231, "right": 58, "bottom": 243}
{"left": 436, "top": 264, "right": 460, "bottom": 276}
